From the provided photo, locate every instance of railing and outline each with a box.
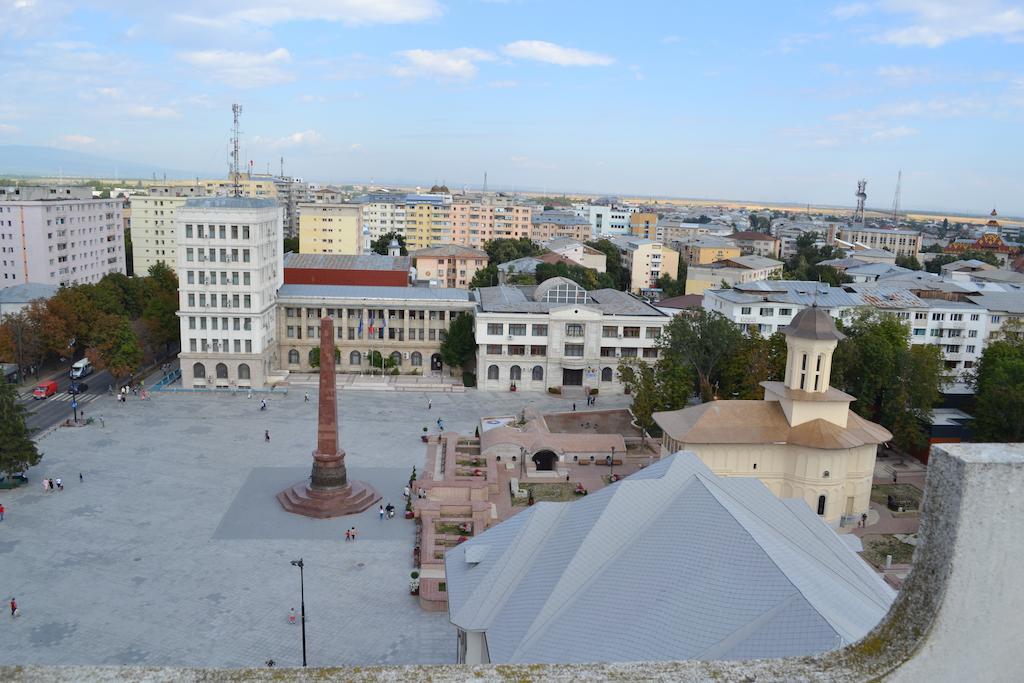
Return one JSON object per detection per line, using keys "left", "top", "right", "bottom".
{"left": 150, "top": 368, "right": 181, "bottom": 391}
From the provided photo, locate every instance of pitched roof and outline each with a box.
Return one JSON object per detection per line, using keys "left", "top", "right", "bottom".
{"left": 284, "top": 252, "right": 409, "bottom": 271}
{"left": 730, "top": 230, "right": 780, "bottom": 242}
{"left": 0, "top": 282, "right": 60, "bottom": 304}
{"left": 782, "top": 305, "right": 846, "bottom": 341}
{"left": 445, "top": 453, "right": 894, "bottom": 664}
{"left": 411, "top": 244, "right": 488, "bottom": 259}
{"left": 653, "top": 400, "right": 889, "bottom": 449}
{"left": 656, "top": 294, "right": 704, "bottom": 309}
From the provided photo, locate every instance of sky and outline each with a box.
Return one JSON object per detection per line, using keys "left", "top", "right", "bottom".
{"left": 1, "top": 0, "right": 1023, "bottom": 214}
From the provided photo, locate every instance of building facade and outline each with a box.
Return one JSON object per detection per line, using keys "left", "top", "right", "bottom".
{"left": 674, "top": 235, "right": 742, "bottom": 266}
{"left": 129, "top": 186, "right": 209, "bottom": 275}
{"left": 276, "top": 285, "right": 475, "bottom": 375}
{"left": 283, "top": 252, "right": 410, "bottom": 287}
{"left": 836, "top": 226, "right": 922, "bottom": 258}
{"left": 176, "top": 197, "right": 283, "bottom": 388}
{"left": 543, "top": 238, "right": 607, "bottom": 272}
{"left": 685, "top": 255, "right": 783, "bottom": 295}
{"left": 474, "top": 278, "right": 670, "bottom": 393}
{"left": 356, "top": 191, "right": 408, "bottom": 244}
{"left": 608, "top": 236, "right": 680, "bottom": 293}
{"left": 449, "top": 194, "right": 532, "bottom": 247}
{"left": 0, "top": 186, "right": 126, "bottom": 286}
{"left": 629, "top": 212, "right": 660, "bottom": 239}
{"left": 411, "top": 245, "right": 489, "bottom": 288}
{"left": 404, "top": 194, "right": 453, "bottom": 249}
{"left": 730, "top": 230, "right": 782, "bottom": 258}
{"left": 298, "top": 203, "right": 363, "bottom": 255}
{"left": 530, "top": 211, "right": 591, "bottom": 242}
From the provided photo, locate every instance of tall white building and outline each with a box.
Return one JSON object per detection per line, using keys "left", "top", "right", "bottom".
{"left": 0, "top": 186, "right": 125, "bottom": 286}
{"left": 129, "top": 185, "right": 208, "bottom": 275}
{"left": 572, "top": 204, "right": 637, "bottom": 238}
{"left": 176, "top": 197, "right": 284, "bottom": 388}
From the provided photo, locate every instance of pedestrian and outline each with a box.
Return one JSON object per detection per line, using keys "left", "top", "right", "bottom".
{"left": 861, "top": 512, "right": 868, "bottom": 528}
{"left": 247, "top": 389, "right": 253, "bottom": 400}
{"left": 378, "top": 504, "right": 385, "bottom": 520}
{"left": 43, "top": 478, "right": 49, "bottom": 493}
{"left": 98, "top": 414, "right": 105, "bottom": 428}
{"left": 79, "top": 472, "right": 83, "bottom": 483}
{"left": 892, "top": 472, "right": 898, "bottom": 485}
{"left": 260, "top": 399, "right": 267, "bottom": 411}
{"left": 427, "top": 399, "right": 432, "bottom": 410}
{"left": 350, "top": 526, "right": 357, "bottom": 540}
{"left": 386, "top": 502, "right": 395, "bottom": 518}
{"left": 572, "top": 402, "right": 576, "bottom": 411}
{"left": 56, "top": 477, "right": 63, "bottom": 491}
{"left": 9, "top": 597, "right": 16, "bottom": 617}
{"left": 265, "top": 430, "right": 270, "bottom": 443}
{"left": 288, "top": 608, "right": 297, "bottom": 625}
{"left": 304, "top": 392, "right": 310, "bottom": 403}
{"left": 403, "top": 485, "right": 410, "bottom": 499}
{"left": 345, "top": 528, "right": 351, "bottom": 541}
{"left": 0, "top": 503, "right": 5, "bottom": 521}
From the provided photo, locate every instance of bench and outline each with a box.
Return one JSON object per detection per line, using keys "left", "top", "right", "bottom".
{"left": 510, "top": 477, "right": 528, "bottom": 499}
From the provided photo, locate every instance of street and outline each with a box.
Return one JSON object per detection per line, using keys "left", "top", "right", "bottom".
{"left": 16, "top": 368, "right": 115, "bottom": 433}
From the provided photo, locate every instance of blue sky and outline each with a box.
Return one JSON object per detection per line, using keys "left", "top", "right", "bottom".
{"left": 1, "top": 0, "right": 1023, "bottom": 214}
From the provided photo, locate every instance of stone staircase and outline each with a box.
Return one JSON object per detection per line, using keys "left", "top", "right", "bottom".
{"left": 276, "top": 481, "right": 381, "bottom": 519}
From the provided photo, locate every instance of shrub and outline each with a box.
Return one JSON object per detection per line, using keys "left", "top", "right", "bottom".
{"left": 547, "top": 386, "right": 562, "bottom": 395}
{"left": 410, "top": 570, "right": 420, "bottom": 579}
{"left": 589, "top": 388, "right": 599, "bottom": 395}
{"left": 463, "top": 372, "right": 476, "bottom": 387}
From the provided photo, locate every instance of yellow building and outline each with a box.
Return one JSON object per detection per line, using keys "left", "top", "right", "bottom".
{"left": 654, "top": 307, "right": 890, "bottom": 526}
{"left": 608, "top": 236, "right": 680, "bottom": 293}
{"left": 163, "top": 176, "right": 278, "bottom": 200}
{"left": 629, "top": 212, "right": 659, "bottom": 239}
{"left": 676, "top": 235, "right": 742, "bottom": 266}
{"left": 404, "top": 195, "right": 453, "bottom": 250}
{"left": 298, "top": 203, "right": 363, "bottom": 255}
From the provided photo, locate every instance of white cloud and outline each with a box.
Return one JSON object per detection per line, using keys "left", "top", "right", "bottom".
{"left": 349, "top": 143, "right": 363, "bottom": 151}
{"left": 127, "top": 104, "right": 180, "bottom": 119}
{"left": 392, "top": 48, "right": 495, "bottom": 80}
{"left": 252, "top": 130, "right": 324, "bottom": 147}
{"left": 222, "top": 0, "right": 442, "bottom": 26}
{"left": 501, "top": 40, "right": 613, "bottom": 66}
{"left": 300, "top": 94, "right": 326, "bottom": 103}
{"left": 178, "top": 47, "right": 292, "bottom": 87}
{"left": 58, "top": 134, "right": 96, "bottom": 146}
{"left": 487, "top": 79, "right": 519, "bottom": 89}
{"left": 0, "top": 122, "right": 19, "bottom": 133}
{"left": 629, "top": 65, "right": 645, "bottom": 81}
{"left": 832, "top": 3, "right": 871, "bottom": 20}
{"left": 865, "top": 125, "right": 918, "bottom": 141}
{"left": 96, "top": 87, "right": 123, "bottom": 98}
{"left": 874, "top": 0, "right": 1024, "bottom": 47}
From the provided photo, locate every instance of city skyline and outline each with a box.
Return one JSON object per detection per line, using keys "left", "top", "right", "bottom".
{"left": 1, "top": 1, "right": 1023, "bottom": 213}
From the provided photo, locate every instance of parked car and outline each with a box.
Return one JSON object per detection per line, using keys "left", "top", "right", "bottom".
{"left": 68, "top": 381, "right": 89, "bottom": 395}
{"left": 33, "top": 380, "right": 58, "bottom": 399}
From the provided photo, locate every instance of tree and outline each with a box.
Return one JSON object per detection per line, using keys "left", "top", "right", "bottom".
{"left": 535, "top": 262, "right": 616, "bottom": 290}
{"left": 307, "top": 346, "right": 341, "bottom": 369}
{"left": 924, "top": 250, "right": 1000, "bottom": 274}
{"left": 36, "top": 286, "right": 99, "bottom": 358}
{"left": 972, "top": 321, "right": 1024, "bottom": 442}
{"left": 586, "top": 239, "right": 628, "bottom": 290}
{"left": 439, "top": 312, "right": 476, "bottom": 369}
{"left": 659, "top": 309, "right": 744, "bottom": 402}
{"left": 617, "top": 358, "right": 693, "bottom": 433}
{"left": 85, "top": 314, "right": 143, "bottom": 380}
{"left": 283, "top": 236, "right": 299, "bottom": 254}
{"left": 895, "top": 254, "right": 922, "bottom": 270}
{"left": 717, "top": 331, "right": 787, "bottom": 399}
{"left": 830, "top": 310, "right": 944, "bottom": 451}
{"left": 0, "top": 307, "right": 45, "bottom": 378}
{"left": 0, "top": 380, "right": 41, "bottom": 476}
{"left": 482, "top": 238, "right": 542, "bottom": 265}
{"left": 371, "top": 231, "right": 407, "bottom": 256}
{"left": 468, "top": 264, "right": 501, "bottom": 289}
{"left": 655, "top": 274, "right": 685, "bottom": 297}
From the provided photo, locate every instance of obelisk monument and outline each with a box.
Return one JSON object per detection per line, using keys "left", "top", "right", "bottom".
{"left": 277, "top": 316, "right": 380, "bottom": 518}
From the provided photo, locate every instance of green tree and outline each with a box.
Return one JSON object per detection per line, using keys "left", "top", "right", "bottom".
{"left": 371, "top": 231, "right": 407, "bottom": 256}
{"left": 718, "top": 331, "right": 787, "bottom": 399}
{"left": 585, "top": 239, "right": 628, "bottom": 290}
{"left": 924, "top": 250, "right": 1000, "bottom": 274}
{"left": 895, "top": 254, "right": 922, "bottom": 270}
{"left": 972, "top": 321, "right": 1024, "bottom": 442}
{"left": 830, "top": 310, "right": 944, "bottom": 450}
{"left": 482, "top": 238, "right": 543, "bottom": 265}
{"left": 535, "top": 262, "right": 615, "bottom": 290}
{"left": 0, "top": 380, "right": 41, "bottom": 476}
{"left": 468, "top": 264, "right": 501, "bottom": 289}
{"left": 439, "top": 312, "right": 476, "bottom": 369}
{"left": 307, "top": 346, "right": 341, "bottom": 369}
{"left": 655, "top": 273, "right": 685, "bottom": 297}
{"left": 86, "top": 314, "right": 143, "bottom": 380}
{"left": 617, "top": 358, "right": 693, "bottom": 433}
{"left": 659, "top": 309, "right": 744, "bottom": 402}
{"left": 283, "top": 236, "right": 299, "bottom": 254}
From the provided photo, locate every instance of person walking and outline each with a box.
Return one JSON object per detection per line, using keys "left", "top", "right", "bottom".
{"left": 79, "top": 473, "right": 83, "bottom": 483}
{"left": 288, "top": 608, "right": 297, "bottom": 625}
{"left": 378, "top": 505, "right": 385, "bottom": 520}
{"left": 260, "top": 399, "right": 267, "bottom": 411}
{"left": 9, "top": 598, "right": 16, "bottom": 617}
{"left": 0, "top": 503, "right": 5, "bottom": 521}
{"left": 861, "top": 512, "right": 868, "bottom": 528}
{"left": 403, "top": 485, "right": 410, "bottom": 499}
{"left": 304, "top": 392, "right": 310, "bottom": 403}
{"left": 572, "top": 402, "right": 576, "bottom": 411}
{"left": 55, "top": 477, "right": 63, "bottom": 491}
{"left": 264, "top": 430, "right": 271, "bottom": 443}
{"left": 350, "top": 527, "right": 357, "bottom": 540}
{"left": 427, "top": 399, "right": 432, "bottom": 410}
{"left": 345, "top": 528, "right": 351, "bottom": 541}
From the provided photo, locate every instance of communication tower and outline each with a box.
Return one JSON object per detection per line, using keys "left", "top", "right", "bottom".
{"left": 890, "top": 170, "right": 902, "bottom": 227}
{"left": 230, "top": 104, "right": 243, "bottom": 197}
{"left": 854, "top": 179, "right": 867, "bottom": 224}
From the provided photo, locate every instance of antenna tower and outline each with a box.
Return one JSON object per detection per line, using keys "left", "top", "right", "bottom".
{"left": 854, "top": 179, "right": 867, "bottom": 224}
{"left": 280, "top": 156, "right": 284, "bottom": 178}
{"left": 230, "top": 103, "right": 243, "bottom": 197}
{"left": 890, "top": 170, "right": 901, "bottom": 227}
{"left": 483, "top": 171, "right": 487, "bottom": 194}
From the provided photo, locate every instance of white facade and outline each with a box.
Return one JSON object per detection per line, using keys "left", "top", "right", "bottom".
{"left": 0, "top": 187, "right": 125, "bottom": 286}
{"left": 129, "top": 193, "right": 197, "bottom": 275}
{"left": 176, "top": 198, "right": 284, "bottom": 388}
{"left": 573, "top": 204, "right": 635, "bottom": 238}
{"left": 359, "top": 196, "right": 407, "bottom": 242}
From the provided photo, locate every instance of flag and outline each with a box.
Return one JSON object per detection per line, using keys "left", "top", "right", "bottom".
{"left": 358, "top": 316, "right": 363, "bottom": 336}
{"left": 368, "top": 312, "right": 375, "bottom": 334}
{"left": 383, "top": 313, "right": 388, "bottom": 329}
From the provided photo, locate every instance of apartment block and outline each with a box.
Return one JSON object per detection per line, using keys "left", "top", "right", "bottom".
{"left": 608, "top": 236, "right": 680, "bottom": 293}
{"left": 531, "top": 211, "right": 591, "bottom": 242}
{"left": 298, "top": 202, "right": 363, "bottom": 255}
{"left": 629, "top": 212, "right": 660, "bottom": 240}
{"left": 835, "top": 225, "right": 922, "bottom": 258}
{"left": 404, "top": 194, "right": 453, "bottom": 250}
{"left": 411, "top": 244, "right": 488, "bottom": 288}
{"left": 0, "top": 186, "right": 126, "bottom": 286}
{"left": 449, "top": 194, "right": 532, "bottom": 247}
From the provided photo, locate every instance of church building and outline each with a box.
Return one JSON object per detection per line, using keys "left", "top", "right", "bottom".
{"left": 653, "top": 306, "right": 890, "bottom": 525}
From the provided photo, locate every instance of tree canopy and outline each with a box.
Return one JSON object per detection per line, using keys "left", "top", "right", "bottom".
{"left": 482, "top": 238, "right": 543, "bottom": 265}
{"left": 370, "top": 231, "right": 407, "bottom": 256}
{"left": 0, "top": 380, "right": 41, "bottom": 476}
{"left": 658, "top": 309, "right": 744, "bottom": 402}
{"left": 439, "top": 312, "right": 476, "bottom": 369}
{"left": 782, "top": 232, "right": 850, "bottom": 285}
{"left": 972, "top": 321, "right": 1024, "bottom": 442}
{"left": 924, "top": 250, "right": 1000, "bottom": 273}
{"left": 585, "top": 239, "right": 628, "bottom": 290}
{"left": 535, "top": 261, "right": 616, "bottom": 290}
{"left": 617, "top": 358, "right": 693, "bottom": 433}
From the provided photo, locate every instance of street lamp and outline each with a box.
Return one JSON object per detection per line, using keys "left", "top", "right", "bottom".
{"left": 518, "top": 446, "right": 527, "bottom": 478}
{"left": 607, "top": 446, "right": 616, "bottom": 481}
{"left": 290, "top": 559, "right": 307, "bottom": 667}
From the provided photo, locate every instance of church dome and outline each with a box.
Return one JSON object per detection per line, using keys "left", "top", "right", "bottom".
{"left": 782, "top": 306, "right": 846, "bottom": 341}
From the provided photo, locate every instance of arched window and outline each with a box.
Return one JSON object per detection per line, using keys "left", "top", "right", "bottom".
{"left": 411, "top": 352, "right": 422, "bottom": 367}
{"left": 532, "top": 365, "right": 543, "bottom": 381}
{"left": 390, "top": 351, "right": 402, "bottom": 367}
{"left": 193, "top": 362, "right": 206, "bottom": 379}
{"left": 215, "top": 363, "right": 228, "bottom": 379}
{"left": 349, "top": 350, "right": 361, "bottom": 365}
{"left": 817, "top": 495, "right": 827, "bottom": 516}
{"left": 237, "top": 363, "right": 250, "bottom": 380}
{"left": 308, "top": 349, "right": 318, "bottom": 366}
{"left": 288, "top": 349, "right": 299, "bottom": 365}
{"left": 510, "top": 365, "right": 522, "bottom": 381}
{"left": 601, "top": 367, "right": 614, "bottom": 382}
{"left": 487, "top": 365, "right": 499, "bottom": 380}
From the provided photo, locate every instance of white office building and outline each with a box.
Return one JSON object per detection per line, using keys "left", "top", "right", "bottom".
{"left": 573, "top": 204, "right": 636, "bottom": 238}
{"left": 474, "top": 277, "right": 670, "bottom": 393}
{"left": 176, "top": 197, "right": 284, "bottom": 388}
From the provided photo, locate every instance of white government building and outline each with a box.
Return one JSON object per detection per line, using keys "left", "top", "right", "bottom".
{"left": 176, "top": 197, "right": 284, "bottom": 388}
{"left": 473, "top": 277, "right": 670, "bottom": 393}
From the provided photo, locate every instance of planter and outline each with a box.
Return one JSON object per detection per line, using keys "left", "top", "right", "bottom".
{"left": 420, "top": 435, "right": 429, "bottom": 443}
{"left": 405, "top": 510, "right": 415, "bottom": 519}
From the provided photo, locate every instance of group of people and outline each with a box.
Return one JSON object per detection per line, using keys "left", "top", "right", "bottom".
{"left": 344, "top": 527, "right": 358, "bottom": 541}
{"left": 378, "top": 503, "right": 396, "bottom": 519}
{"left": 116, "top": 384, "right": 147, "bottom": 402}
{"left": 42, "top": 477, "right": 64, "bottom": 492}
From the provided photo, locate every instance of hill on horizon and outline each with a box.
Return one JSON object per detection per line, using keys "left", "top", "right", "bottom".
{"left": 0, "top": 145, "right": 207, "bottom": 181}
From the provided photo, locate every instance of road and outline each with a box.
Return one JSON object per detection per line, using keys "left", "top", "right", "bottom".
{"left": 17, "top": 368, "right": 115, "bottom": 433}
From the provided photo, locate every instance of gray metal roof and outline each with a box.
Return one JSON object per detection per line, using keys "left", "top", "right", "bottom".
{"left": 782, "top": 306, "right": 845, "bottom": 341}
{"left": 183, "top": 197, "right": 277, "bottom": 209}
{"left": 0, "top": 282, "right": 59, "bottom": 303}
{"left": 476, "top": 284, "right": 666, "bottom": 316}
{"left": 722, "top": 255, "right": 783, "bottom": 270}
{"left": 532, "top": 211, "right": 590, "bottom": 226}
{"left": 277, "top": 284, "right": 473, "bottom": 302}
{"left": 965, "top": 292, "right": 1024, "bottom": 314}
{"left": 497, "top": 257, "right": 543, "bottom": 273}
{"left": 284, "top": 252, "right": 410, "bottom": 271}
{"left": 446, "top": 453, "right": 894, "bottom": 664}
{"left": 715, "top": 281, "right": 863, "bottom": 308}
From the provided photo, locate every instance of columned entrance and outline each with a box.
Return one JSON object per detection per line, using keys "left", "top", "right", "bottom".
{"left": 562, "top": 368, "right": 583, "bottom": 386}
{"left": 430, "top": 353, "right": 443, "bottom": 372}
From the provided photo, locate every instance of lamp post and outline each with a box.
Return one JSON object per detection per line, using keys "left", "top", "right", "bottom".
{"left": 290, "top": 559, "right": 307, "bottom": 667}
{"left": 607, "top": 446, "right": 616, "bottom": 481}
{"left": 519, "top": 446, "right": 527, "bottom": 479}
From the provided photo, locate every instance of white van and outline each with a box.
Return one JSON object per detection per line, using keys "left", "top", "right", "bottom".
{"left": 70, "top": 358, "right": 93, "bottom": 379}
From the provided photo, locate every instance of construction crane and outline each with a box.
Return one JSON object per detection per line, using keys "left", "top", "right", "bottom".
{"left": 890, "top": 170, "right": 902, "bottom": 227}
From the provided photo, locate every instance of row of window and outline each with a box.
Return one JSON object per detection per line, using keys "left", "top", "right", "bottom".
{"left": 192, "top": 362, "right": 250, "bottom": 380}
{"left": 286, "top": 325, "right": 447, "bottom": 342}
{"left": 284, "top": 307, "right": 451, "bottom": 321}
{"left": 184, "top": 224, "right": 252, "bottom": 240}
{"left": 484, "top": 365, "right": 619, "bottom": 382}
{"left": 185, "top": 271, "right": 252, "bottom": 286}
{"left": 286, "top": 349, "right": 427, "bottom": 367}
{"left": 189, "top": 339, "right": 253, "bottom": 353}
{"left": 185, "top": 247, "right": 251, "bottom": 263}
{"left": 483, "top": 322, "right": 660, "bottom": 338}
{"left": 186, "top": 293, "right": 252, "bottom": 309}
{"left": 188, "top": 316, "right": 252, "bottom": 331}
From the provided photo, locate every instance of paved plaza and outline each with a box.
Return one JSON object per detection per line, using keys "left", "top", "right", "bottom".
{"left": 0, "top": 385, "right": 632, "bottom": 668}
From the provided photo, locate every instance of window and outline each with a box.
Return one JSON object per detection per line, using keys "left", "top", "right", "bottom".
{"left": 486, "top": 323, "right": 503, "bottom": 335}
{"left": 620, "top": 347, "right": 638, "bottom": 357}
{"left": 237, "top": 364, "right": 250, "bottom": 380}
{"left": 349, "top": 351, "right": 361, "bottom": 365}
{"left": 390, "top": 352, "right": 402, "bottom": 367}
{"left": 966, "top": 345, "right": 976, "bottom": 353}
{"left": 508, "top": 324, "right": 526, "bottom": 336}
{"left": 508, "top": 345, "right": 525, "bottom": 356}
{"left": 486, "top": 344, "right": 502, "bottom": 355}
{"left": 759, "top": 307, "right": 774, "bottom": 316}
{"left": 532, "top": 365, "right": 543, "bottom": 381}
{"left": 487, "top": 365, "right": 499, "bottom": 380}
{"left": 930, "top": 329, "right": 942, "bottom": 337}
{"left": 601, "top": 367, "right": 614, "bottom": 382}
{"left": 622, "top": 327, "right": 640, "bottom": 338}
{"left": 913, "top": 328, "right": 926, "bottom": 336}
{"left": 410, "top": 352, "right": 422, "bottom": 366}
{"left": 740, "top": 306, "right": 751, "bottom": 315}
{"left": 565, "top": 323, "right": 584, "bottom": 337}
{"left": 564, "top": 344, "right": 584, "bottom": 357}
{"left": 510, "top": 365, "right": 522, "bottom": 381}
{"left": 932, "top": 313, "right": 944, "bottom": 321}
{"left": 950, "top": 313, "right": 963, "bottom": 321}
{"left": 193, "top": 362, "right": 206, "bottom": 378}
{"left": 308, "top": 349, "right": 318, "bottom": 366}
{"left": 970, "top": 314, "right": 980, "bottom": 321}
{"left": 992, "top": 315, "right": 1002, "bottom": 323}
{"left": 287, "top": 326, "right": 296, "bottom": 339}
{"left": 245, "top": 340, "right": 251, "bottom": 353}
{"left": 602, "top": 326, "right": 618, "bottom": 338}
{"left": 531, "top": 324, "right": 547, "bottom": 336}
{"left": 817, "top": 495, "right": 826, "bottom": 516}
{"left": 779, "top": 308, "right": 792, "bottom": 316}
{"left": 645, "top": 327, "right": 660, "bottom": 339}
{"left": 643, "top": 348, "right": 658, "bottom": 358}
{"left": 968, "top": 330, "right": 978, "bottom": 338}
{"left": 915, "top": 312, "right": 927, "bottom": 320}
{"left": 600, "top": 347, "right": 616, "bottom": 357}
{"left": 242, "top": 249, "right": 251, "bottom": 263}
{"left": 530, "top": 345, "right": 546, "bottom": 356}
